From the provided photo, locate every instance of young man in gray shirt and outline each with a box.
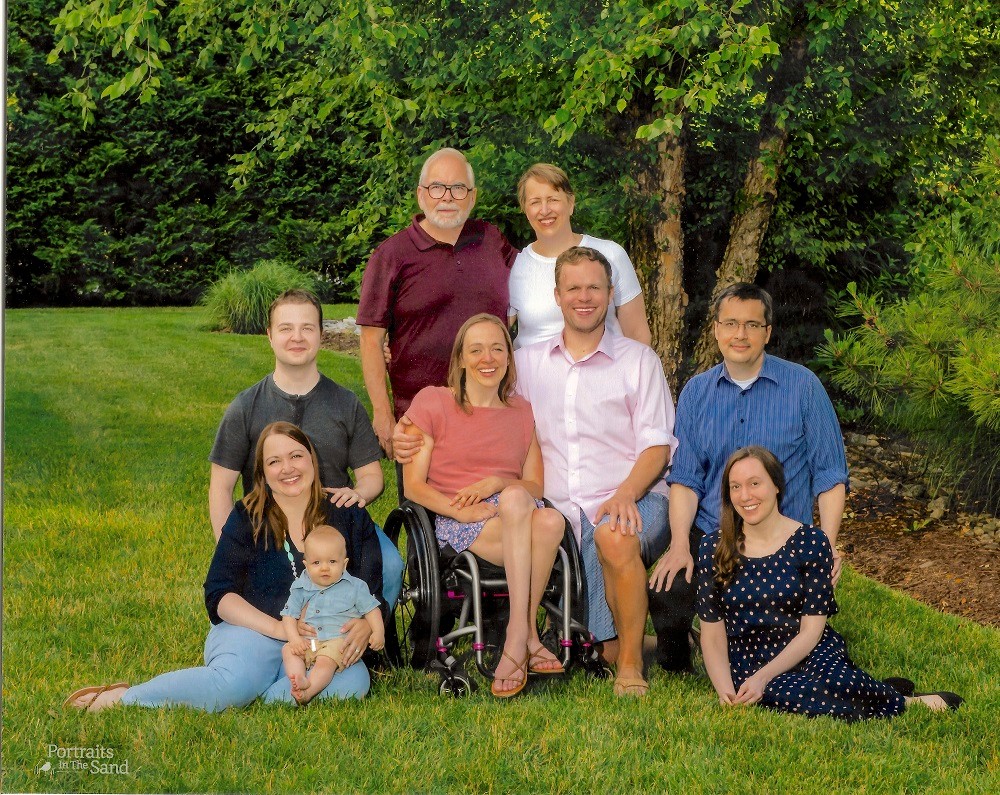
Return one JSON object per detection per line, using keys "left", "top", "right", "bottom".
{"left": 209, "top": 290, "right": 403, "bottom": 624}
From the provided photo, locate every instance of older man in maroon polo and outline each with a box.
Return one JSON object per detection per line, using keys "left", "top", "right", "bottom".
{"left": 357, "top": 148, "right": 516, "bottom": 466}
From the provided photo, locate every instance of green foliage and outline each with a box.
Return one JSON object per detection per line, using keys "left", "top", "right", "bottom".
{"left": 6, "top": 0, "right": 250, "bottom": 305}
{"left": 532, "top": 0, "right": 776, "bottom": 144}
{"left": 16, "top": 0, "right": 1000, "bottom": 341}
{"left": 817, "top": 140, "right": 1000, "bottom": 507}
{"left": 200, "top": 260, "right": 316, "bottom": 334}
{"left": 7, "top": 0, "right": 391, "bottom": 306}
{"left": 4, "top": 306, "right": 999, "bottom": 793}
{"left": 685, "top": 0, "right": 1000, "bottom": 289}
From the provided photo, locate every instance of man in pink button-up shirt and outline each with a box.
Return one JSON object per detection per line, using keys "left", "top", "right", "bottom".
{"left": 515, "top": 247, "right": 678, "bottom": 697}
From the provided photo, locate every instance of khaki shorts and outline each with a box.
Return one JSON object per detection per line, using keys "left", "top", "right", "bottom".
{"left": 304, "top": 637, "right": 346, "bottom": 668}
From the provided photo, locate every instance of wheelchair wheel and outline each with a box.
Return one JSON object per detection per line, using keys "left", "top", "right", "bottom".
{"left": 439, "top": 671, "right": 476, "bottom": 698}
{"left": 384, "top": 502, "right": 440, "bottom": 670}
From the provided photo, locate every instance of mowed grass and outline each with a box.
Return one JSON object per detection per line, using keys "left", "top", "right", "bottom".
{"left": 3, "top": 306, "right": 999, "bottom": 794}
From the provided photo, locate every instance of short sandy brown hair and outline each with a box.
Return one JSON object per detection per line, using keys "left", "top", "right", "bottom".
{"left": 554, "top": 246, "right": 612, "bottom": 290}
{"left": 268, "top": 289, "right": 323, "bottom": 328}
{"left": 517, "top": 163, "right": 574, "bottom": 211}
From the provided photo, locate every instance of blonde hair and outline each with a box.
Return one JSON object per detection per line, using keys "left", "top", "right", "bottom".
{"left": 517, "top": 162, "right": 574, "bottom": 211}
{"left": 303, "top": 524, "right": 345, "bottom": 554}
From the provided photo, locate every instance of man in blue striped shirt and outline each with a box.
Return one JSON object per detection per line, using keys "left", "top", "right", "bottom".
{"left": 649, "top": 283, "right": 849, "bottom": 665}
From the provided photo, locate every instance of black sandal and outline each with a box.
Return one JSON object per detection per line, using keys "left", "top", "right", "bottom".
{"left": 913, "top": 691, "right": 964, "bottom": 710}
{"left": 882, "top": 677, "right": 915, "bottom": 696}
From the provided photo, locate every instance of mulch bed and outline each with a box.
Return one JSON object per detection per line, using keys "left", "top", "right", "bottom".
{"left": 322, "top": 330, "right": 361, "bottom": 355}
{"left": 841, "top": 488, "right": 999, "bottom": 628}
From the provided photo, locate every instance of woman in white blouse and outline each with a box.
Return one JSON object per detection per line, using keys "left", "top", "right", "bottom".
{"left": 509, "top": 163, "right": 652, "bottom": 348}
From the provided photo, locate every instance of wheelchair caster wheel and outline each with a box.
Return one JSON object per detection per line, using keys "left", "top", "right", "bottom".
{"left": 586, "top": 660, "right": 614, "bottom": 679}
{"left": 439, "top": 673, "right": 476, "bottom": 698}
{"left": 578, "top": 648, "right": 613, "bottom": 679}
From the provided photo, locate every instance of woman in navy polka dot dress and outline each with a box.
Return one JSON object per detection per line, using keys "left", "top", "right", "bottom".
{"left": 697, "top": 446, "right": 962, "bottom": 720}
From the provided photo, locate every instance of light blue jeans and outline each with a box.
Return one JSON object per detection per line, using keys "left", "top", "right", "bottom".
{"left": 580, "top": 492, "right": 671, "bottom": 643}
{"left": 120, "top": 621, "right": 370, "bottom": 712}
{"left": 376, "top": 525, "right": 404, "bottom": 610}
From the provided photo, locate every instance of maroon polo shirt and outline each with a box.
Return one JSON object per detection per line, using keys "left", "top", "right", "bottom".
{"left": 357, "top": 215, "right": 516, "bottom": 418}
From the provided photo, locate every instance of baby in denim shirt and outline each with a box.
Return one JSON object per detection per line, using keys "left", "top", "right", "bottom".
{"left": 281, "top": 525, "right": 384, "bottom": 704}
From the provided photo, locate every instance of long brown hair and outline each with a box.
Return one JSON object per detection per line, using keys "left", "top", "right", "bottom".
{"left": 714, "top": 446, "right": 786, "bottom": 588}
{"left": 242, "top": 421, "right": 326, "bottom": 549}
{"left": 446, "top": 313, "right": 517, "bottom": 414}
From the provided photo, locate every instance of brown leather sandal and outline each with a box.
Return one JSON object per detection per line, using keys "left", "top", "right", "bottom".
{"left": 64, "top": 682, "right": 130, "bottom": 711}
{"left": 613, "top": 676, "right": 649, "bottom": 697}
{"left": 527, "top": 643, "right": 565, "bottom": 675}
{"left": 491, "top": 651, "right": 528, "bottom": 698}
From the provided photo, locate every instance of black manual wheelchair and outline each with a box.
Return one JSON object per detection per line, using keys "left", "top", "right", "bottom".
{"left": 383, "top": 499, "right": 609, "bottom": 696}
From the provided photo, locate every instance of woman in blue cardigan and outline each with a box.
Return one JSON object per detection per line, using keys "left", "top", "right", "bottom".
{"left": 65, "top": 421, "right": 383, "bottom": 712}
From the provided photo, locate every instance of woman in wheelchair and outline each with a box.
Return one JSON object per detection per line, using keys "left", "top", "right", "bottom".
{"left": 402, "top": 313, "right": 567, "bottom": 697}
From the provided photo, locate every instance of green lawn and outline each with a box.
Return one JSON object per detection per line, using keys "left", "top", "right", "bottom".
{"left": 3, "top": 307, "right": 998, "bottom": 794}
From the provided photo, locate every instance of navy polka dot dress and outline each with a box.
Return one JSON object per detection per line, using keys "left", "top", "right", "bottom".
{"left": 697, "top": 524, "right": 905, "bottom": 720}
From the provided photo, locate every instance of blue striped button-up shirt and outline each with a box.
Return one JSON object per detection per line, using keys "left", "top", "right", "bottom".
{"left": 667, "top": 354, "right": 849, "bottom": 534}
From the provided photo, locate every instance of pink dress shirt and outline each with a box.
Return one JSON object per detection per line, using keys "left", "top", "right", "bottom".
{"left": 514, "top": 329, "right": 677, "bottom": 543}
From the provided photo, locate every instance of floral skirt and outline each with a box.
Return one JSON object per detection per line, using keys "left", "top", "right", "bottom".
{"left": 433, "top": 492, "right": 545, "bottom": 552}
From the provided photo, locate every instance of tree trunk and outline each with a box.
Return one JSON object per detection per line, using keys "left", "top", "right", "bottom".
{"left": 690, "top": 36, "right": 808, "bottom": 374}
{"left": 629, "top": 132, "right": 688, "bottom": 394}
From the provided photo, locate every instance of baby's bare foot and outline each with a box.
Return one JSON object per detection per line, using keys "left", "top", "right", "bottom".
{"left": 289, "top": 674, "right": 311, "bottom": 704}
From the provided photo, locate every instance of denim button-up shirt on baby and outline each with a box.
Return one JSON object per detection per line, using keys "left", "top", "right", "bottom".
{"left": 281, "top": 571, "right": 380, "bottom": 641}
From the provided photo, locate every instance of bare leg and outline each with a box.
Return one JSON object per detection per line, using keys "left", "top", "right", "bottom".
{"left": 469, "top": 487, "right": 536, "bottom": 692}
{"left": 595, "top": 524, "right": 648, "bottom": 692}
{"left": 293, "top": 657, "right": 338, "bottom": 705}
{"left": 282, "top": 645, "right": 311, "bottom": 703}
{"left": 596, "top": 636, "right": 660, "bottom": 666}
{"left": 526, "top": 507, "right": 565, "bottom": 670}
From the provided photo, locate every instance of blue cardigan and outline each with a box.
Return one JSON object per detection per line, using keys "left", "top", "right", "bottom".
{"left": 203, "top": 501, "right": 384, "bottom": 624}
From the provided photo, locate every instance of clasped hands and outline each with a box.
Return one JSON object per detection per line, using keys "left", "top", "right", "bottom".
{"left": 448, "top": 477, "right": 503, "bottom": 521}
{"left": 717, "top": 671, "right": 771, "bottom": 707}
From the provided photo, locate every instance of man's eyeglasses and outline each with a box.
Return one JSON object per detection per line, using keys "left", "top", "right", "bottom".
{"left": 715, "top": 319, "right": 769, "bottom": 333}
{"left": 420, "top": 182, "right": 471, "bottom": 200}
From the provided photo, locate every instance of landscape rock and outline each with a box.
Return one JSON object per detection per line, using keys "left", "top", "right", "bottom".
{"left": 927, "top": 495, "right": 949, "bottom": 521}
{"left": 901, "top": 483, "right": 926, "bottom": 499}
{"left": 323, "top": 317, "right": 361, "bottom": 335}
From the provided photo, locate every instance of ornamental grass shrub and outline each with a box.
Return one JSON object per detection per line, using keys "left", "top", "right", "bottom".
{"left": 201, "top": 260, "right": 316, "bottom": 334}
